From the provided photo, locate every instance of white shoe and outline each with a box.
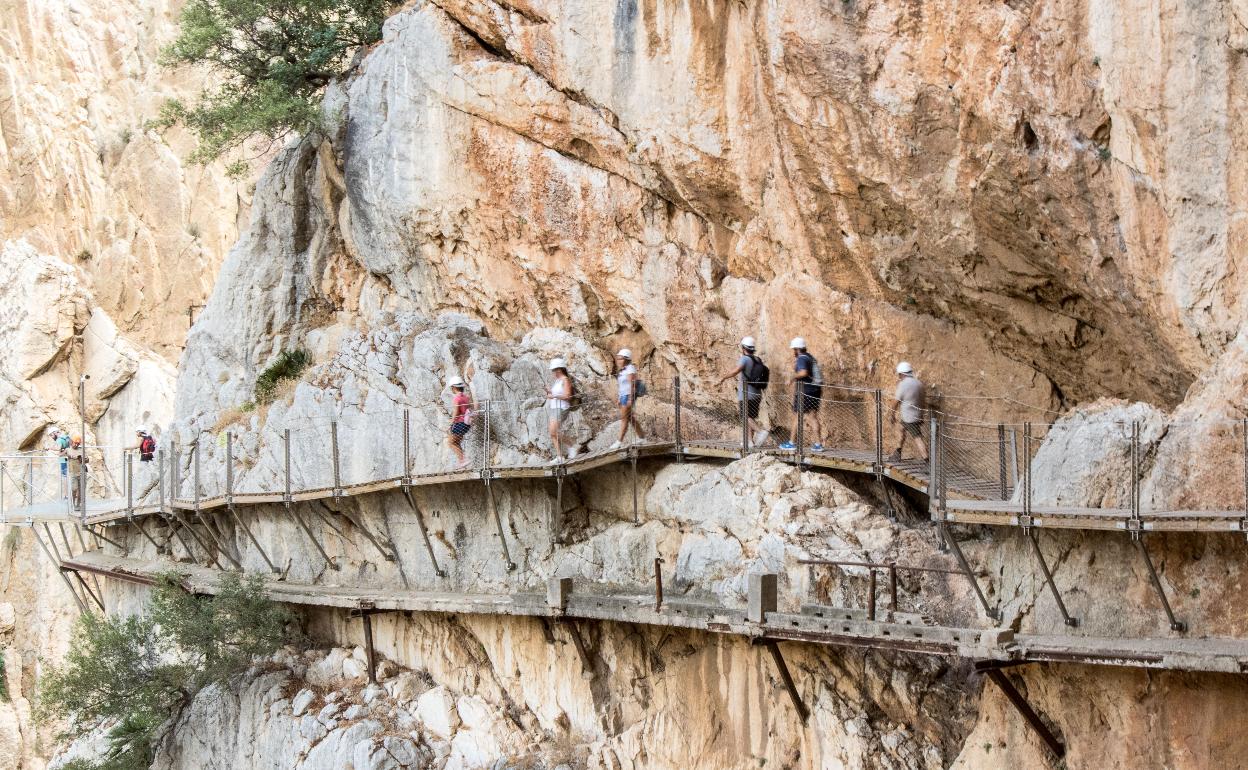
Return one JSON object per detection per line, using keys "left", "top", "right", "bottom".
{"left": 567, "top": 447, "right": 578, "bottom": 460}
{"left": 610, "top": 440, "right": 622, "bottom": 450}
{"left": 550, "top": 456, "right": 564, "bottom": 465}
{"left": 753, "top": 429, "right": 769, "bottom": 446}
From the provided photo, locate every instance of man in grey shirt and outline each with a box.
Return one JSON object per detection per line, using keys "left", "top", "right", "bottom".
{"left": 889, "top": 361, "right": 928, "bottom": 462}
{"left": 718, "top": 336, "right": 769, "bottom": 447}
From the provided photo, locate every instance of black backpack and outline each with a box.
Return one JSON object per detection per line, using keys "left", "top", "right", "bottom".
{"left": 746, "top": 355, "right": 770, "bottom": 391}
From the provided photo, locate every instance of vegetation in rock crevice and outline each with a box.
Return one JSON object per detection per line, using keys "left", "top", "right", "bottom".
{"left": 38, "top": 573, "right": 299, "bottom": 770}
{"left": 254, "top": 348, "right": 311, "bottom": 405}
{"left": 158, "top": 0, "right": 398, "bottom": 176}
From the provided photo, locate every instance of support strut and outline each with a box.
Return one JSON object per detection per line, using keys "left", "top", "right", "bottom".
{"left": 286, "top": 502, "right": 338, "bottom": 569}
{"left": 31, "top": 528, "right": 89, "bottom": 614}
{"left": 402, "top": 488, "right": 445, "bottom": 577}
{"left": 484, "top": 478, "right": 515, "bottom": 572}
{"left": 1024, "top": 530, "right": 1078, "bottom": 627}
{"left": 938, "top": 522, "right": 999, "bottom": 621}
{"left": 978, "top": 664, "right": 1066, "bottom": 759}
{"left": 1133, "top": 536, "right": 1187, "bottom": 632}
{"left": 763, "top": 640, "right": 809, "bottom": 725}
{"left": 561, "top": 619, "right": 595, "bottom": 681}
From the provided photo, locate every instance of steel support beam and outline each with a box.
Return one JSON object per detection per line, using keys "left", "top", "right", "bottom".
{"left": 401, "top": 488, "right": 446, "bottom": 577}
{"left": 1133, "top": 536, "right": 1187, "bottom": 632}
{"left": 1024, "top": 530, "right": 1078, "bottom": 627}
{"left": 980, "top": 666, "right": 1066, "bottom": 760}
{"left": 484, "top": 479, "right": 515, "bottom": 572}
{"left": 31, "top": 527, "right": 89, "bottom": 614}
{"left": 764, "top": 640, "right": 809, "bottom": 725}
{"left": 937, "top": 522, "right": 998, "bottom": 621}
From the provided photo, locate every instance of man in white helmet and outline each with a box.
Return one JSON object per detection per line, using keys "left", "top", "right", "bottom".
{"left": 717, "top": 336, "right": 770, "bottom": 447}
{"left": 780, "top": 337, "right": 825, "bottom": 452}
{"left": 889, "top": 361, "right": 928, "bottom": 462}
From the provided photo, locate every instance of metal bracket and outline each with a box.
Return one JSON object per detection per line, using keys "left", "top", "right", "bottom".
{"left": 975, "top": 662, "right": 1065, "bottom": 759}
{"left": 401, "top": 488, "right": 446, "bottom": 577}
{"left": 761, "top": 640, "right": 809, "bottom": 725}
{"left": 1133, "top": 536, "right": 1187, "bottom": 632}
{"left": 1024, "top": 530, "right": 1077, "bottom": 627}
{"left": 483, "top": 481, "right": 515, "bottom": 572}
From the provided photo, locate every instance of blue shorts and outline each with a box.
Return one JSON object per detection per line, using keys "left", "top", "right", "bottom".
{"left": 618, "top": 395, "right": 632, "bottom": 407}
{"left": 451, "top": 422, "right": 471, "bottom": 437}
{"left": 792, "top": 391, "right": 820, "bottom": 414}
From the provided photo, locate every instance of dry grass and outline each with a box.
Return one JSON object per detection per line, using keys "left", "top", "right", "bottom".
{"left": 213, "top": 406, "right": 250, "bottom": 433}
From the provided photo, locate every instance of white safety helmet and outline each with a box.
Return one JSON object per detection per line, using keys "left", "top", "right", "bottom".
{"left": 616, "top": 348, "right": 632, "bottom": 360}
{"left": 135, "top": 426, "right": 148, "bottom": 436}
{"left": 741, "top": 336, "right": 756, "bottom": 350}
{"left": 549, "top": 357, "right": 568, "bottom": 371}
{"left": 447, "top": 376, "right": 465, "bottom": 388}
{"left": 896, "top": 361, "right": 914, "bottom": 375}
{"left": 789, "top": 337, "right": 806, "bottom": 350}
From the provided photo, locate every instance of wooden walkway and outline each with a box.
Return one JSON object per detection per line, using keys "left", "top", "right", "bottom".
{"left": 5, "top": 438, "right": 1244, "bottom": 535}
{"left": 61, "top": 552, "right": 1248, "bottom": 675}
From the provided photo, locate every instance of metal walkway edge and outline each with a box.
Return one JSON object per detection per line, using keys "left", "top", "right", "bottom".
{"left": 60, "top": 552, "right": 1248, "bottom": 674}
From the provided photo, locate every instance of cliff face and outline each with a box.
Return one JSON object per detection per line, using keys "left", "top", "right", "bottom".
{"left": 8, "top": 0, "right": 1248, "bottom": 767}
{"left": 178, "top": 0, "right": 1247, "bottom": 417}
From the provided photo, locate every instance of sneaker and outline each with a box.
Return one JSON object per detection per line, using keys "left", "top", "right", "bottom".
{"left": 610, "top": 440, "right": 622, "bottom": 450}
{"left": 779, "top": 441, "right": 796, "bottom": 451}
{"left": 753, "top": 429, "right": 769, "bottom": 446}
{"left": 811, "top": 443, "right": 825, "bottom": 452}
{"left": 567, "top": 447, "right": 579, "bottom": 460}
{"left": 550, "top": 456, "right": 564, "bottom": 465}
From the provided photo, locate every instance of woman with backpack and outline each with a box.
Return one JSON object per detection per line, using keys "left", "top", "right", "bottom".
{"left": 545, "top": 358, "right": 576, "bottom": 463}
{"left": 611, "top": 349, "right": 646, "bottom": 448}
{"left": 446, "top": 374, "right": 476, "bottom": 469}
{"left": 717, "top": 336, "right": 770, "bottom": 447}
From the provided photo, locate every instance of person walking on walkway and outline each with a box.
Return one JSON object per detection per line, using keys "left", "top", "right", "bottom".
{"left": 133, "top": 427, "right": 157, "bottom": 462}
{"left": 611, "top": 349, "right": 646, "bottom": 448}
{"left": 546, "top": 358, "right": 576, "bottom": 463}
{"left": 718, "top": 337, "right": 769, "bottom": 447}
{"left": 51, "top": 428, "right": 70, "bottom": 498}
{"left": 780, "top": 338, "right": 824, "bottom": 451}
{"left": 889, "top": 362, "right": 928, "bottom": 462}
{"left": 67, "top": 436, "right": 87, "bottom": 509}
{"left": 446, "top": 374, "right": 476, "bottom": 469}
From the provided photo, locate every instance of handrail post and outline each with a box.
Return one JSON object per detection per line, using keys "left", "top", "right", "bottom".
{"left": 888, "top": 562, "right": 898, "bottom": 613}
{"left": 403, "top": 410, "right": 412, "bottom": 483}
{"left": 331, "top": 421, "right": 342, "bottom": 498}
{"left": 997, "top": 423, "right": 1007, "bottom": 499}
{"left": 225, "top": 431, "right": 234, "bottom": 503}
{"left": 1130, "top": 421, "right": 1140, "bottom": 522}
{"left": 157, "top": 449, "right": 166, "bottom": 512}
{"left": 928, "top": 415, "right": 939, "bottom": 515}
{"left": 867, "top": 569, "right": 877, "bottom": 621}
{"left": 1023, "top": 423, "right": 1032, "bottom": 518}
{"left": 1242, "top": 418, "right": 1247, "bottom": 530}
{"left": 284, "top": 429, "right": 292, "bottom": 502}
{"left": 193, "top": 440, "right": 201, "bottom": 512}
{"left": 939, "top": 420, "right": 948, "bottom": 518}
{"left": 1, "top": 460, "right": 6, "bottom": 515}
{"left": 739, "top": 372, "right": 749, "bottom": 455}
{"left": 125, "top": 451, "right": 133, "bottom": 515}
{"left": 170, "top": 442, "right": 179, "bottom": 504}
{"left": 873, "top": 389, "right": 884, "bottom": 475}
{"left": 673, "top": 377, "right": 683, "bottom": 459}
{"left": 794, "top": 381, "right": 805, "bottom": 466}
{"left": 482, "top": 400, "right": 491, "bottom": 472}
{"left": 27, "top": 457, "right": 34, "bottom": 508}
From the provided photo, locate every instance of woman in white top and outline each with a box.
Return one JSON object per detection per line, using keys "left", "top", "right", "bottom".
{"left": 545, "top": 358, "right": 575, "bottom": 462}
{"left": 612, "top": 348, "right": 646, "bottom": 448}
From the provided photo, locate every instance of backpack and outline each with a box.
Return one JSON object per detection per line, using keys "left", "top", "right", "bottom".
{"left": 140, "top": 436, "right": 157, "bottom": 460}
{"left": 634, "top": 380, "right": 647, "bottom": 397}
{"left": 745, "top": 355, "right": 770, "bottom": 391}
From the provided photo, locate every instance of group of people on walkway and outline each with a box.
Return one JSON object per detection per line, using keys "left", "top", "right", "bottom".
{"left": 44, "top": 427, "right": 157, "bottom": 508}
{"left": 443, "top": 340, "right": 927, "bottom": 467}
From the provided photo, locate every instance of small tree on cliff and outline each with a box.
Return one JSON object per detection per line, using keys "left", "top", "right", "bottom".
{"left": 38, "top": 573, "right": 298, "bottom": 770}
{"left": 158, "top": 0, "right": 396, "bottom": 175}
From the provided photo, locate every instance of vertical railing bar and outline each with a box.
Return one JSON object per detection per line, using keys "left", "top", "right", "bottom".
{"left": 673, "top": 377, "right": 683, "bottom": 459}
{"left": 331, "top": 421, "right": 341, "bottom": 497}
{"left": 740, "top": 371, "right": 749, "bottom": 455}
{"left": 997, "top": 423, "right": 1007, "bottom": 500}
{"left": 1023, "top": 423, "right": 1032, "bottom": 517}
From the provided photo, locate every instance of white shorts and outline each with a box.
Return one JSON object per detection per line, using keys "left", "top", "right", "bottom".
{"left": 547, "top": 405, "right": 570, "bottom": 424}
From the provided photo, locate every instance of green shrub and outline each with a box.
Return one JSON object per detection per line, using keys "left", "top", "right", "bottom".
{"left": 158, "top": 0, "right": 397, "bottom": 171}
{"left": 38, "top": 572, "right": 298, "bottom": 770}
{"left": 254, "top": 349, "right": 311, "bottom": 404}
{"left": 0, "top": 651, "right": 8, "bottom": 702}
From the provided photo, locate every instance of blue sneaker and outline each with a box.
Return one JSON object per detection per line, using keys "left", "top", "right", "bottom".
{"left": 779, "top": 441, "right": 796, "bottom": 451}
{"left": 811, "top": 443, "right": 825, "bottom": 452}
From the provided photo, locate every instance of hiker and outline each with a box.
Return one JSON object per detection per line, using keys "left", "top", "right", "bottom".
{"left": 446, "top": 374, "right": 476, "bottom": 469}
{"left": 717, "top": 336, "right": 769, "bottom": 447}
{"left": 889, "top": 362, "right": 928, "bottom": 462}
{"left": 135, "top": 427, "right": 157, "bottom": 462}
{"left": 779, "top": 337, "right": 825, "bottom": 452}
{"left": 51, "top": 428, "right": 70, "bottom": 497}
{"left": 611, "top": 349, "right": 646, "bottom": 448}
{"left": 66, "top": 436, "right": 87, "bottom": 508}
{"left": 545, "top": 358, "right": 576, "bottom": 463}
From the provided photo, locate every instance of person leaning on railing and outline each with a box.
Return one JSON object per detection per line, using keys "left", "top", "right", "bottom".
{"left": 717, "top": 336, "right": 769, "bottom": 448}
